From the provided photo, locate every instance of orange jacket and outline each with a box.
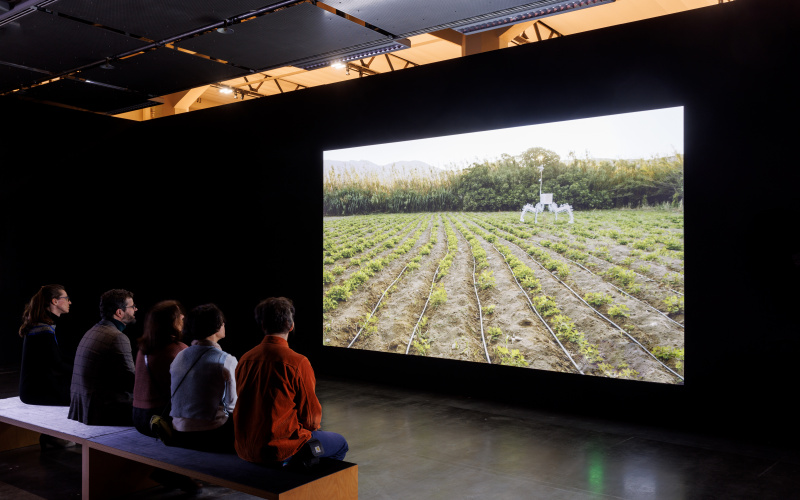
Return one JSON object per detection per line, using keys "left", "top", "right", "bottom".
{"left": 233, "top": 335, "right": 321, "bottom": 462}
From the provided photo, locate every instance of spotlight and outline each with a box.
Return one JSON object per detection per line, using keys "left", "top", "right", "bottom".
{"left": 216, "top": 20, "right": 234, "bottom": 34}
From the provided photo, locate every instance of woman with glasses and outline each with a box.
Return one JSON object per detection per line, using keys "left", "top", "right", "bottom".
{"left": 132, "top": 300, "right": 188, "bottom": 437}
{"left": 18, "top": 284, "right": 73, "bottom": 406}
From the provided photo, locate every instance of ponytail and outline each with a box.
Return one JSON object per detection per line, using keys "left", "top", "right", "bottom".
{"left": 19, "top": 285, "right": 64, "bottom": 337}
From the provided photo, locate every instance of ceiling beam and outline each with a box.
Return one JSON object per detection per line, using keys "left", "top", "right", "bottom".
{"left": 174, "top": 85, "right": 210, "bottom": 114}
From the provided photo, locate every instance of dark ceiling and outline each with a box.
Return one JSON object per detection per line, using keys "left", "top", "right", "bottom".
{"left": 0, "top": 0, "right": 609, "bottom": 114}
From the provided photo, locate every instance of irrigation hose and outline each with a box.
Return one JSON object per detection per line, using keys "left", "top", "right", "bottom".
{"left": 490, "top": 243, "right": 584, "bottom": 375}
{"left": 347, "top": 264, "right": 409, "bottom": 349}
{"left": 494, "top": 235, "right": 684, "bottom": 382}
{"left": 405, "top": 262, "right": 442, "bottom": 355}
{"left": 471, "top": 254, "right": 492, "bottom": 364}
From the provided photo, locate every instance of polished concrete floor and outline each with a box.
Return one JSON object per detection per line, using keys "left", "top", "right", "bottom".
{"left": 1, "top": 365, "right": 798, "bottom": 499}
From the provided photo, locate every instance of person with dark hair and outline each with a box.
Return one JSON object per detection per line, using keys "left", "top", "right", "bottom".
{"left": 234, "top": 297, "right": 348, "bottom": 466}
{"left": 132, "top": 300, "right": 188, "bottom": 437}
{"left": 18, "top": 284, "right": 73, "bottom": 406}
{"left": 167, "top": 303, "right": 237, "bottom": 452}
{"left": 68, "top": 289, "right": 137, "bottom": 425}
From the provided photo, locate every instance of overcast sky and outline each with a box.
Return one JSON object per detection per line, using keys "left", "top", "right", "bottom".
{"left": 324, "top": 106, "right": 684, "bottom": 170}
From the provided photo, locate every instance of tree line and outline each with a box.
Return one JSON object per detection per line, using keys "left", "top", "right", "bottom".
{"left": 324, "top": 147, "right": 683, "bottom": 216}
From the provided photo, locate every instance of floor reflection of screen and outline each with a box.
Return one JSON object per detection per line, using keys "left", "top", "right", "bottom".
{"left": 323, "top": 106, "right": 684, "bottom": 385}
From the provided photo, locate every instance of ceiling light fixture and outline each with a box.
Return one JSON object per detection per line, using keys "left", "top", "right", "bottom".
{"left": 452, "top": 0, "right": 615, "bottom": 35}
{"left": 99, "top": 58, "right": 115, "bottom": 70}
{"left": 219, "top": 87, "right": 233, "bottom": 94}
{"left": 216, "top": 20, "right": 234, "bottom": 34}
{"left": 295, "top": 38, "right": 411, "bottom": 71}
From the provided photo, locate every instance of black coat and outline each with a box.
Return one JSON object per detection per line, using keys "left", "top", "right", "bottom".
{"left": 19, "top": 323, "right": 72, "bottom": 406}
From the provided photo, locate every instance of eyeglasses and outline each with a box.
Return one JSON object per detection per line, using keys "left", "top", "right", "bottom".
{"left": 123, "top": 304, "right": 138, "bottom": 310}
{"left": 57, "top": 296, "right": 70, "bottom": 301}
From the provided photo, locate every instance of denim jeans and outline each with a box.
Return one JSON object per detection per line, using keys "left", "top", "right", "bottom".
{"left": 310, "top": 430, "right": 349, "bottom": 460}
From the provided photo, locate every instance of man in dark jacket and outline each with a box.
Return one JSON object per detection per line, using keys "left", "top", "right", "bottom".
{"left": 68, "top": 289, "right": 137, "bottom": 425}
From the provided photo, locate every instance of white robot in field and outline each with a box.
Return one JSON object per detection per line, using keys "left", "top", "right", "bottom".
{"left": 520, "top": 165, "right": 574, "bottom": 224}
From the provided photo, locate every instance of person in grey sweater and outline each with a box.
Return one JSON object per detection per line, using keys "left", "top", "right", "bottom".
{"left": 168, "top": 303, "right": 237, "bottom": 452}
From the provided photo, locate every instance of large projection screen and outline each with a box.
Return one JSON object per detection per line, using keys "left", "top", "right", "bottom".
{"left": 323, "top": 106, "right": 684, "bottom": 385}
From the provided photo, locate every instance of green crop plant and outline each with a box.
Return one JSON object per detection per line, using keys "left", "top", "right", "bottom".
{"left": 554, "top": 262, "right": 571, "bottom": 279}
{"left": 327, "top": 285, "right": 351, "bottom": 303}
{"left": 591, "top": 246, "right": 611, "bottom": 262}
{"left": 436, "top": 253, "right": 454, "bottom": 281}
{"left": 584, "top": 292, "right": 613, "bottom": 307}
{"left": 652, "top": 346, "right": 684, "bottom": 362}
{"left": 323, "top": 270, "right": 335, "bottom": 286}
{"left": 662, "top": 272, "right": 683, "bottom": 286}
{"left": 632, "top": 238, "right": 655, "bottom": 251}
{"left": 332, "top": 265, "right": 346, "bottom": 275}
{"left": 412, "top": 338, "right": 431, "bottom": 356}
{"left": 484, "top": 304, "right": 496, "bottom": 315}
{"left": 599, "top": 362, "right": 640, "bottom": 380}
{"left": 520, "top": 275, "right": 541, "bottom": 294}
{"left": 637, "top": 264, "right": 651, "bottom": 273}
{"left": 608, "top": 303, "right": 630, "bottom": 318}
{"left": 477, "top": 270, "right": 496, "bottom": 290}
{"left": 360, "top": 315, "right": 379, "bottom": 339}
{"left": 322, "top": 297, "right": 337, "bottom": 313}
{"left": 429, "top": 283, "right": 447, "bottom": 308}
{"left": 550, "top": 314, "right": 578, "bottom": 342}
{"left": 603, "top": 266, "right": 637, "bottom": 288}
{"left": 531, "top": 295, "right": 559, "bottom": 318}
{"left": 347, "top": 269, "right": 371, "bottom": 288}
{"left": 486, "top": 326, "right": 503, "bottom": 342}
{"left": 495, "top": 346, "right": 528, "bottom": 367}
{"left": 641, "top": 252, "right": 660, "bottom": 262}
{"left": 565, "top": 249, "right": 588, "bottom": 262}
{"left": 663, "top": 295, "right": 684, "bottom": 314}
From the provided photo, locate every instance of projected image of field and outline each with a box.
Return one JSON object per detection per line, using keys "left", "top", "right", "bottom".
{"left": 323, "top": 108, "right": 684, "bottom": 384}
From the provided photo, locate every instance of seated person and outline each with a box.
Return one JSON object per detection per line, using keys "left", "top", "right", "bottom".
{"left": 168, "top": 303, "right": 237, "bottom": 452}
{"left": 18, "top": 284, "right": 73, "bottom": 406}
{"left": 234, "top": 297, "right": 348, "bottom": 465}
{"left": 69, "top": 289, "right": 137, "bottom": 425}
{"left": 132, "top": 300, "right": 188, "bottom": 437}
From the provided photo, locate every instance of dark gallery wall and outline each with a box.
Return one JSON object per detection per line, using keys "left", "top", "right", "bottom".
{"left": 1, "top": 0, "right": 798, "bottom": 443}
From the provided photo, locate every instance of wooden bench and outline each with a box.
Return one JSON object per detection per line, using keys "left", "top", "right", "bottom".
{"left": 0, "top": 397, "right": 358, "bottom": 499}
